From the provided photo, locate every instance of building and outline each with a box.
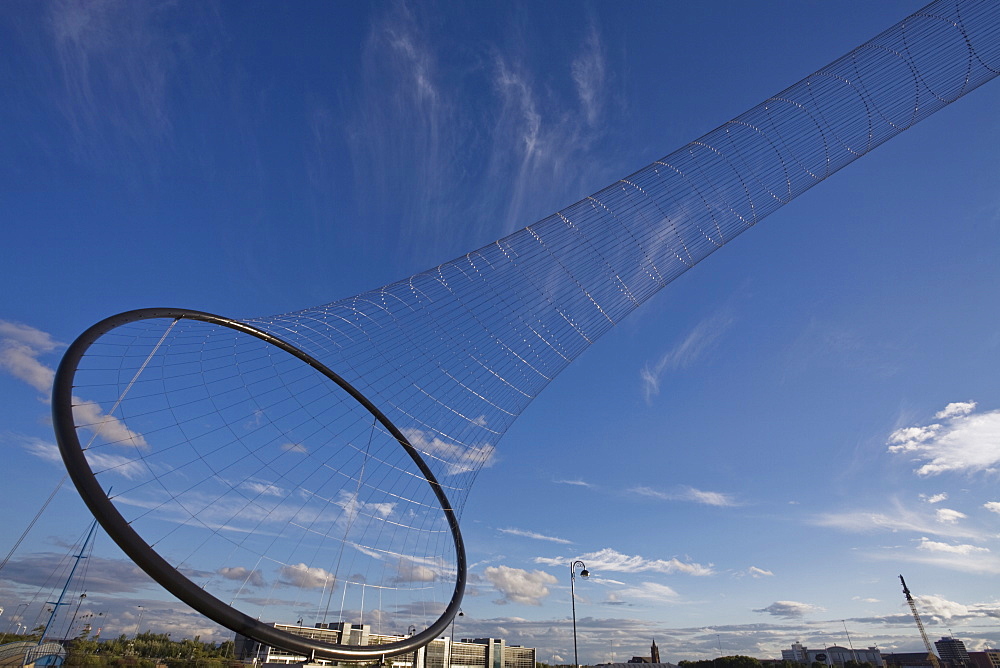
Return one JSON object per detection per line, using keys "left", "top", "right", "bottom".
{"left": 626, "top": 640, "right": 663, "bottom": 664}
{"left": 234, "top": 622, "right": 535, "bottom": 668}
{"left": 935, "top": 638, "right": 971, "bottom": 667}
{"left": 968, "top": 650, "right": 1000, "bottom": 668}
{"left": 881, "top": 653, "right": 937, "bottom": 668}
{"left": 781, "top": 642, "right": 885, "bottom": 667}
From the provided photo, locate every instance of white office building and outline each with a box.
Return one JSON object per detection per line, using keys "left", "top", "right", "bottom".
{"left": 782, "top": 642, "right": 885, "bottom": 667}
{"left": 235, "top": 622, "right": 535, "bottom": 668}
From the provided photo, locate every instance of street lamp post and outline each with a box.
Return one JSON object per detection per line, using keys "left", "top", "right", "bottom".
{"left": 449, "top": 610, "right": 464, "bottom": 668}
{"left": 570, "top": 561, "right": 590, "bottom": 668}
{"left": 2, "top": 603, "right": 28, "bottom": 642}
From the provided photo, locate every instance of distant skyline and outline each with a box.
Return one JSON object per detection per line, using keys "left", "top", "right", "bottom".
{"left": 3, "top": 1, "right": 1000, "bottom": 664}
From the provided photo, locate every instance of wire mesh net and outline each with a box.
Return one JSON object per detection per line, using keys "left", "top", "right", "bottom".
{"left": 56, "top": 0, "right": 999, "bottom": 656}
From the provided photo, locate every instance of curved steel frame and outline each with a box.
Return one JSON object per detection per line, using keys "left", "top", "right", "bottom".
{"left": 51, "top": 308, "right": 467, "bottom": 661}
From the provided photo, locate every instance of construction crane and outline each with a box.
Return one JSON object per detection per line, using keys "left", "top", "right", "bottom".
{"left": 899, "top": 574, "right": 941, "bottom": 668}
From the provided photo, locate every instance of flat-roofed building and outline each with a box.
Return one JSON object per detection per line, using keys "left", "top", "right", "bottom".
{"left": 781, "top": 643, "right": 885, "bottom": 667}
{"left": 935, "top": 638, "right": 971, "bottom": 668}
{"left": 969, "top": 650, "right": 1000, "bottom": 668}
{"left": 234, "top": 622, "right": 534, "bottom": 668}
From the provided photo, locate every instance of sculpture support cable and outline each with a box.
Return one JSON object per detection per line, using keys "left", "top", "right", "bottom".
{"left": 52, "top": 0, "right": 999, "bottom": 660}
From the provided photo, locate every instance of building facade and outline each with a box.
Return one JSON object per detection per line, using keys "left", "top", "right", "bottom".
{"left": 782, "top": 643, "right": 885, "bottom": 667}
{"left": 968, "top": 650, "right": 1000, "bottom": 668}
{"left": 935, "top": 638, "right": 971, "bottom": 667}
{"left": 234, "top": 622, "right": 535, "bottom": 668}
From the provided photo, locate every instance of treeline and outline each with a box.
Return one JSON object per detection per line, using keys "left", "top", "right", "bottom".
{"left": 680, "top": 656, "right": 764, "bottom": 668}
{"left": 677, "top": 658, "right": 877, "bottom": 668}
{"left": 1, "top": 630, "right": 240, "bottom": 667}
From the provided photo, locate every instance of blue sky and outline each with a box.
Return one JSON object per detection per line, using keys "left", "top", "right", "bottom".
{"left": 2, "top": 0, "right": 1000, "bottom": 663}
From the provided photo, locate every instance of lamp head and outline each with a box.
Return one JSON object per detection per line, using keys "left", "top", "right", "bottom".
{"left": 580, "top": 569, "right": 590, "bottom": 578}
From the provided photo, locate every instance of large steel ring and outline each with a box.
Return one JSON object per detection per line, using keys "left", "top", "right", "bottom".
{"left": 52, "top": 307, "right": 467, "bottom": 661}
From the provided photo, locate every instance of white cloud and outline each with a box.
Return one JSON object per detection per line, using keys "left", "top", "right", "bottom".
{"left": 483, "top": 566, "right": 556, "bottom": 606}
{"left": 22, "top": 436, "right": 146, "bottom": 479}
{"left": 0, "top": 321, "right": 148, "bottom": 449}
{"left": 936, "top": 508, "right": 967, "bottom": 524}
{"left": 746, "top": 566, "right": 774, "bottom": 578}
{"left": 535, "top": 548, "right": 713, "bottom": 577}
{"left": 393, "top": 557, "right": 438, "bottom": 583}
{"left": 887, "top": 425, "right": 942, "bottom": 452}
{"left": 606, "top": 582, "right": 680, "bottom": 604}
{"left": 554, "top": 478, "right": 594, "bottom": 488}
{"left": 922, "top": 493, "right": 948, "bottom": 504}
{"left": 984, "top": 501, "right": 1000, "bottom": 514}
{"left": 571, "top": 23, "right": 606, "bottom": 127}
{"left": 814, "top": 499, "right": 981, "bottom": 539}
{"left": 0, "top": 320, "right": 60, "bottom": 392}
{"left": 640, "top": 313, "right": 732, "bottom": 402}
{"left": 912, "top": 594, "right": 971, "bottom": 619}
{"left": 218, "top": 566, "right": 265, "bottom": 588}
{"left": 631, "top": 485, "right": 738, "bottom": 507}
{"left": 243, "top": 481, "right": 286, "bottom": 497}
{"left": 935, "top": 402, "right": 976, "bottom": 419}
{"left": 888, "top": 402, "right": 1000, "bottom": 475}
{"left": 0, "top": 320, "right": 59, "bottom": 351}
{"left": 753, "top": 601, "right": 824, "bottom": 618}
{"left": 403, "top": 427, "right": 496, "bottom": 475}
{"left": 72, "top": 397, "right": 148, "bottom": 448}
{"left": 916, "top": 537, "right": 989, "bottom": 555}
{"left": 498, "top": 528, "right": 573, "bottom": 545}
{"left": 279, "top": 563, "right": 334, "bottom": 589}
{"left": 334, "top": 490, "right": 395, "bottom": 526}
{"left": 281, "top": 442, "right": 308, "bottom": 454}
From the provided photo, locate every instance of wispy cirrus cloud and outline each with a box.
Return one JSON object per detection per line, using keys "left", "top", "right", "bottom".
{"left": 44, "top": 0, "right": 194, "bottom": 179}
{"left": 345, "top": 5, "right": 619, "bottom": 265}
{"left": 571, "top": 21, "right": 606, "bottom": 128}
{"left": 640, "top": 312, "right": 733, "bottom": 402}
{"left": 888, "top": 401, "right": 1000, "bottom": 475}
{"left": 554, "top": 478, "right": 595, "bottom": 488}
{"left": 816, "top": 504, "right": 1000, "bottom": 574}
{"left": 347, "top": 2, "right": 460, "bottom": 259}
{"left": 887, "top": 546, "right": 1000, "bottom": 575}
{"left": 498, "top": 527, "right": 573, "bottom": 545}
{"left": 813, "top": 498, "right": 982, "bottom": 540}
{"left": 535, "top": 547, "right": 713, "bottom": 577}
{"left": 631, "top": 485, "right": 738, "bottom": 507}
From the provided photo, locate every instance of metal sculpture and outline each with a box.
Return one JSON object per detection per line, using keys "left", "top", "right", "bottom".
{"left": 52, "top": 1, "right": 1000, "bottom": 660}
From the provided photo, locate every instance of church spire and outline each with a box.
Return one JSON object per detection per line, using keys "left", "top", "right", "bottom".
{"left": 651, "top": 639, "right": 660, "bottom": 664}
